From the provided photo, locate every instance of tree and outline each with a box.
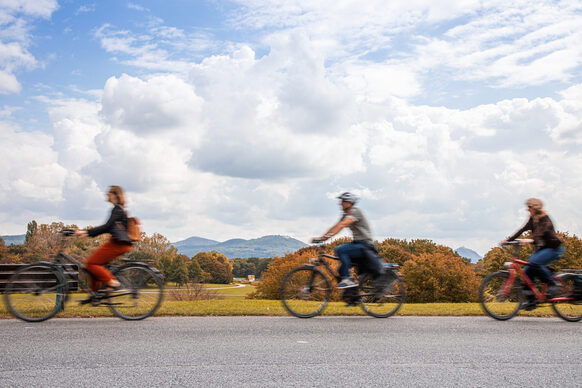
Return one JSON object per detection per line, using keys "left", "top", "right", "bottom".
{"left": 187, "top": 258, "right": 207, "bottom": 282}
{"left": 194, "top": 251, "right": 233, "bottom": 284}
{"left": 25, "top": 220, "right": 38, "bottom": 244}
{"left": 402, "top": 252, "right": 480, "bottom": 303}
{"left": 377, "top": 243, "right": 413, "bottom": 266}
{"left": 167, "top": 255, "right": 189, "bottom": 286}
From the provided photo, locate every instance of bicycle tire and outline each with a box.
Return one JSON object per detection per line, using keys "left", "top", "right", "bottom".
{"left": 359, "top": 272, "right": 405, "bottom": 318}
{"left": 108, "top": 265, "right": 164, "bottom": 320}
{"left": 280, "top": 266, "right": 331, "bottom": 318}
{"left": 479, "top": 271, "right": 522, "bottom": 320}
{"left": 552, "top": 274, "right": 582, "bottom": 322}
{"left": 3, "top": 263, "right": 65, "bottom": 322}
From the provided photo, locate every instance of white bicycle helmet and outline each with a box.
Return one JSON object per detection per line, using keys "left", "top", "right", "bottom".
{"left": 337, "top": 192, "right": 358, "bottom": 204}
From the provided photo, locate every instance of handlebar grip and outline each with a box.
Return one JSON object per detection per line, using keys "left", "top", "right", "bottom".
{"left": 311, "top": 239, "right": 324, "bottom": 244}
{"left": 502, "top": 241, "right": 520, "bottom": 246}
{"left": 60, "top": 229, "right": 75, "bottom": 236}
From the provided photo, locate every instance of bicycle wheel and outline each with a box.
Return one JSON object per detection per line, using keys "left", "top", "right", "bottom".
{"left": 479, "top": 271, "right": 522, "bottom": 320}
{"left": 3, "top": 264, "right": 65, "bottom": 322}
{"left": 552, "top": 274, "right": 582, "bottom": 322}
{"left": 108, "top": 265, "right": 164, "bottom": 320}
{"left": 359, "top": 272, "right": 405, "bottom": 318}
{"left": 280, "top": 266, "right": 331, "bottom": 318}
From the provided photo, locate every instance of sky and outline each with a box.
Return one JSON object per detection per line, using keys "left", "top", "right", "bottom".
{"left": 1, "top": 0, "right": 581, "bottom": 256}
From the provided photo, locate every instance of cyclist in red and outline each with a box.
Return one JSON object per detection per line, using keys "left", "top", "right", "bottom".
{"left": 313, "top": 192, "right": 385, "bottom": 289}
{"left": 75, "top": 185, "right": 133, "bottom": 292}
{"left": 500, "top": 198, "right": 564, "bottom": 307}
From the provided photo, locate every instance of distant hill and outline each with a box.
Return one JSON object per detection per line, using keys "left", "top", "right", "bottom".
{"left": 0, "top": 234, "right": 25, "bottom": 245}
{"left": 172, "top": 235, "right": 307, "bottom": 259}
{"left": 455, "top": 247, "right": 482, "bottom": 263}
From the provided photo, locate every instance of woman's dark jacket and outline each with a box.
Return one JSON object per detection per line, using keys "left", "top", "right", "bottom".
{"left": 508, "top": 215, "right": 562, "bottom": 250}
{"left": 87, "top": 205, "right": 132, "bottom": 245}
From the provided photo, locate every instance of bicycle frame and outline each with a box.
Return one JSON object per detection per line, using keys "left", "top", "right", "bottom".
{"left": 501, "top": 249, "right": 571, "bottom": 303}
{"left": 309, "top": 251, "right": 343, "bottom": 284}
{"left": 48, "top": 232, "right": 137, "bottom": 305}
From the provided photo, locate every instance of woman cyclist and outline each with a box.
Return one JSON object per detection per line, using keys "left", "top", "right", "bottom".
{"left": 500, "top": 198, "right": 564, "bottom": 307}
{"left": 75, "top": 185, "right": 133, "bottom": 292}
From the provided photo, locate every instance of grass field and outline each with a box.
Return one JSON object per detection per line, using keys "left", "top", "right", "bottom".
{"left": 0, "top": 298, "right": 560, "bottom": 319}
{"left": 0, "top": 282, "right": 565, "bottom": 319}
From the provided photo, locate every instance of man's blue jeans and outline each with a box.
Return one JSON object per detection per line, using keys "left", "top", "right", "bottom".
{"left": 525, "top": 245, "right": 565, "bottom": 285}
{"left": 335, "top": 242, "right": 366, "bottom": 279}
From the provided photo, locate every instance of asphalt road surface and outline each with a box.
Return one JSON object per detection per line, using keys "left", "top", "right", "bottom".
{"left": 0, "top": 316, "right": 580, "bottom": 387}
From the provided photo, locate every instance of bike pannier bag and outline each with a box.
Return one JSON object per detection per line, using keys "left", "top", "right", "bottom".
{"left": 573, "top": 275, "right": 582, "bottom": 301}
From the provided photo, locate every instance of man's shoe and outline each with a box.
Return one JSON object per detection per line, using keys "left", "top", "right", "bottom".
{"left": 336, "top": 278, "right": 357, "bottom": 289}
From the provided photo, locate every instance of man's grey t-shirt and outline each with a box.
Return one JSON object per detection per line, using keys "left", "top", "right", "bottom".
{"left": 341, "top": 206, "right": 373, "bottom": 244}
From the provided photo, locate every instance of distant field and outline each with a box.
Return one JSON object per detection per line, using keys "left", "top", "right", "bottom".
{"left": 165, "top": 282, "right": 256, "bottom": 300}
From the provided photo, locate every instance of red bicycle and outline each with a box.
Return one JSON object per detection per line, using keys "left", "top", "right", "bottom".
{"left": 479, "top": 241, "right": 582, "bottom": 322}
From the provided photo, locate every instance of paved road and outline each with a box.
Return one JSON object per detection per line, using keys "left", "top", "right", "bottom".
{"left": 0, "top": 316, "right": 580, "bottom": 387}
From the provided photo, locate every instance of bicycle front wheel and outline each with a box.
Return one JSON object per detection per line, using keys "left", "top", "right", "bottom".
{"left": 552, "top": 274, "right": 582, "bottom": 322}
{"left": 3, "top": 264, "right": 65, "bottom": 322}
{"left": 108, "top": 265, "right": 164, "bottom": 320}
{"left": 280, "top": 266, "right": 331, "bottom": 318}
{"left": 360, "top": 272, "right": 405, "bottom": 318}
{"left": 479, "top": 271, "right": 522, "bottom": 320}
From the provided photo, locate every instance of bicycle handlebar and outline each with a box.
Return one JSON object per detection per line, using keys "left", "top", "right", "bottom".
{"left": 60, "top": 229, "right": 76, "bottom": 237}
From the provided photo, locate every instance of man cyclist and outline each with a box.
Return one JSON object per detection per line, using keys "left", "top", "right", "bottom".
{"left": 313, "top": 192, "right": 385, "bottom": 289}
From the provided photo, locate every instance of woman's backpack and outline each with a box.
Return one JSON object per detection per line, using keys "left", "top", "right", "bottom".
{"left": 126, "top": 217, "right": 142, "bottom": 242}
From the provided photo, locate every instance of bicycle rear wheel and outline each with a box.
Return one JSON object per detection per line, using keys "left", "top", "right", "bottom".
{"left": 108, "top": 265, "right": 164, "bottom": 320}
{"left": 3, "top": 264, "right": 65, "bottom": 322}
{"left": 280, "top": 266, "right": 331, "bottom": 318}
{"left": 359, "top": 272, "right": 405, "bottom": 318}
{"left": 479, "top": 271, "right": 522, "bottom": 320}
{"left": 552, "top": 274, "right": 582, "bottom": 322}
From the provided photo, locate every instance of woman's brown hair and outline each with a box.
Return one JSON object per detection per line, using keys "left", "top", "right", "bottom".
{"left": 108, "top": 185, "right": 126, "bottom": 207}
{"left": 525, "top": 198, "right": 546, "bottom": 222}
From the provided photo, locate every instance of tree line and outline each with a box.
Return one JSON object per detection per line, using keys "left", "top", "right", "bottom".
{"left": 1, "top": 221, "right": 581, "bottom": 302}
{"left": 251, "top": 234, "right": 582, "bottom": 303}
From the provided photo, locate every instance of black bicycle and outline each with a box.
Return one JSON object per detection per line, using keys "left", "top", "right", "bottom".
{"left": 4, "top": 229, "right": 164, "bottom": 322}
{"left": 280, "top": 242, "right": 405, "bottom": 318}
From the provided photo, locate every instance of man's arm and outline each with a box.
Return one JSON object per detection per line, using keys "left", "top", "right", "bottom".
{"left": 317, "top": 216, "right": 356, "bottom": 241}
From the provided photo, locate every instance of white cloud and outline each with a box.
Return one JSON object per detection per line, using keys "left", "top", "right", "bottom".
{"left": 101, "top": 73, "right": 204, "bottom": 141}
{"left": 0, "top": 120, "right": 66, "bottom": 212}
{"left": 0, "top": 0, "right": 57, "bottom": 94}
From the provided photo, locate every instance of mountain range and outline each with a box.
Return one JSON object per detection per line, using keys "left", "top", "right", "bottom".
{"left": 171, "top": 235, "right": 308, "bottom": 259}
{"left": 0, "top": 234, "right": 25, "bottom": 245}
